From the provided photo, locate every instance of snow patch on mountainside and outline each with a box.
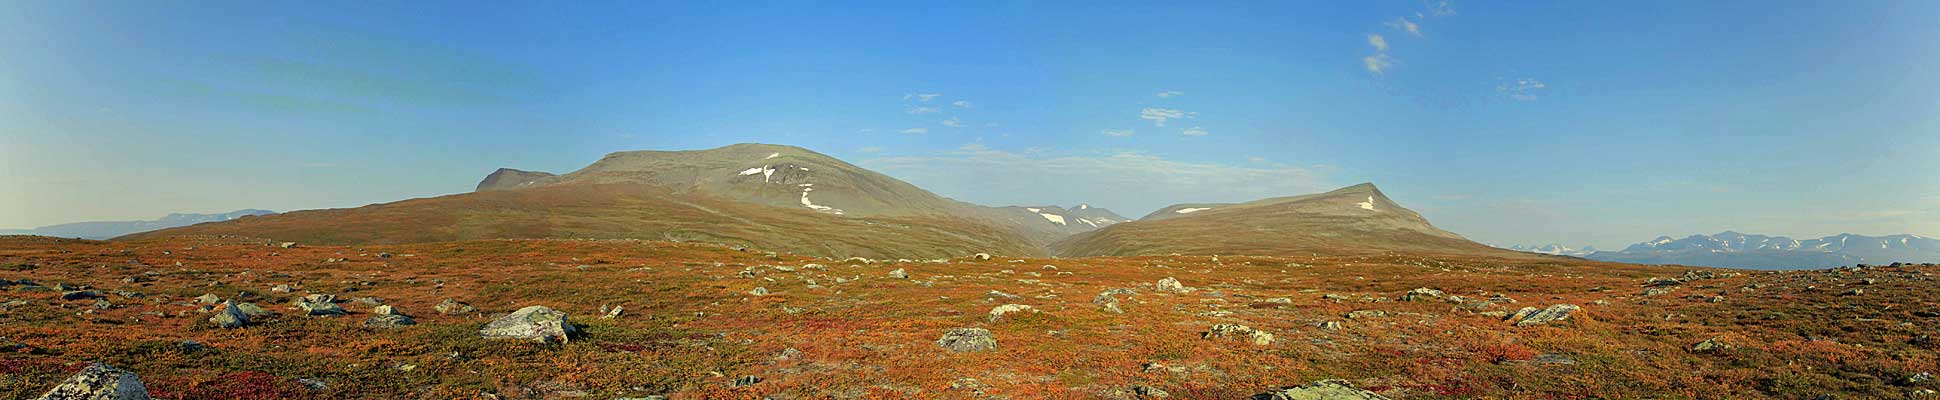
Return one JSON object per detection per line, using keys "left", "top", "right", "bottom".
{"left": 1356, "top": 196, "right": 1376, "bottom": 211}
{"left": 798, "top": 184, "right": 843, "bottom": 215}
{"left": 1039, "top": 213, "right": 1067, "bottom": 225}
{"left": 1175, "top": 207, "right": 1211, "bottom": 214}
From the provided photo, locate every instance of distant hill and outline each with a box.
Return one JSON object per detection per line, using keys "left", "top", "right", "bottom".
{"left": 475, "top": 168, "right": 557, "bottom": 191}
{"left": 9, "top": 210, "right": 276, "bottom": 240}
{"left": 1138, "top": 203, "right": 1237, "bottom": 221}
{"left": 462, "top": 143, "right": 1123, "bottom": 246}
{"left": 122, "top": 144, "right": 1525, "bottom": 260}
{"left": 1052, "top": 183, "right": 1526, "bottom": 258}
{"left": 126, "top": 144, "right": 1048, "bottom": 258}
{"left": 1585, "top": 231, "right": 1940, "bottom": 269}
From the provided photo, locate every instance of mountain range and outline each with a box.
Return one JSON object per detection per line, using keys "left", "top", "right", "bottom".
{"left": 1058, "top": 183, "right": 1517, "bottom": 258}
{"left": 2, "top": 210, "right": 277, "bottom": 240}
{"left": 119, "top": 143, "right": 1515, "bottom": 259}
{"left": 1582, "top": 231, "right": 1940, "bottom": 269}
{"left": 1499, "top": 244, "right": 1599, "bottom": 257}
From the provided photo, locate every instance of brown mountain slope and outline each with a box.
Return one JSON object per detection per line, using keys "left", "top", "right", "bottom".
{"left": 475, "top": 168, "right": 556, "bottom": 191}
{"left": 119, "top": 183, "right": 1040, "bottom": 259}
{"left": 1053, "top": 183, "right": 1530, "bottom": 258}
{"left": 469, "top": 143, "right": 1109, "bottom": 246}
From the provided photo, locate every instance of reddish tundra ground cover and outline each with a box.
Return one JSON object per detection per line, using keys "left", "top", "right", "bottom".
{"left": 2, "top": 235, "right": 1938, "bottom": 399}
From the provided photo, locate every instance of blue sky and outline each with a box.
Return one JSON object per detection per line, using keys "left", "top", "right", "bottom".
{"left": 3, "top": 1, "right": 1937, "bottom": 248}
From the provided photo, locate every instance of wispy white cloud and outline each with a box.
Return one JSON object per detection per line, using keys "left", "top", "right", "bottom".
{"left": 940, "top": 116, "right": 964, "bottom": 128}
{"left": 1385, "top": 18, "right": 1421, "bottom": 36}
{"left": 900, "top": 127, "right": 928, "bottom": 134}
{"left": 862, "top": 147, "right": 1334, "bottom": 215}
{"left": 1367, "top": 34, "right": 1389, "bottom": 52}
{"left": 1363, "top": 54, "right": 1395, "bottom": 74}
{"left": 905, "top": 106, "right": 940, "bottom": 115}
{"left": 1102, "top": 128, "right": 1134, "bottom": 137}
{"left": 1496, "top": 77, "right": 1547, "bottom": 101}
{"left": 951, "top": 100, "right": 973, "bottom": 108}
{"left": 1140, "top": 107, "right": 1192, "bottom": 126}
{"left": 1156, "top": 91, "right": 1184, "bottom": 98}
{"left": 903, "top": 93, "right": 941, "bottom": 102}
{"left": 1426, "top": 0, "right": 1457, "bottom": 17}
{"left": 1182, "top": 126, "right": 1209, "bottom": 136}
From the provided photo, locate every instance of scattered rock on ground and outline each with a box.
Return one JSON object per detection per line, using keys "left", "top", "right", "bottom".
{"left": 1690, "top": 337, "right": 1732, "bottom": 353}
{"left": 1156, "top": 277, "right": 1190, "bottom": 293}
{"left": 987, "top": 304, "right": 1036, "bottom": 321}
{"left": 1507, "top": 304, "right": 1581, "bottom": 326}
{"left": 1094, "top": 292, "right": 1124, "bottom": 314}
{"left": 35, "top": 363, "right": 151, "bottom": 400}
{"left": 1400, "top": 287, "right": 1445, "bottom": 302}
{"left": 436, "top": 298, "right": 476, "bottom": 315}
{"left": 365, "top": 314, "right": 417, "bottom": 329}
{"left": 209, "top": 301, "right": 249, "bottom": 329}
{"left": 1252, "top": 379, "right": 1389, "bottom": 400}
{"left": 937, "top": 328, "right": 997, "bottom": 352}
{"left": 479, "top": 306, "right": 576, "bottom": 343}
{"left": 1203, "top": 324, "right": 1274, "bottom": 345}
{"left": 291, "top": 294, "right": 347, "bottom": 316}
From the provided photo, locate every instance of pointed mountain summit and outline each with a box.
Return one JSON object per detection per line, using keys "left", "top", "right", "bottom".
{"left": 476, "top": 168, "right": 557, "bottom": 191}
{"left": 1053, "top": 183, "right": 1519, "bottom": 257}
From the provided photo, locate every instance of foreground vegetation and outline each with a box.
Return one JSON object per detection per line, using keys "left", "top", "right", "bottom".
{"left": 2, "top": 235, "right": 1937, "bottom": 399}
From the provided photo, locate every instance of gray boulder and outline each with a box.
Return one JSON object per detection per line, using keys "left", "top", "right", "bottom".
{"left": 1156, "top": 277, "right": 1190, "bottom": 293}
{"left": 209, "top": 301, "right": 249, "bottom": 329}
{"left": 1252, "top": 379, "right": 1389, "bottom": 400}
{"left": 291, "top": 294, "right": 347, "bottom": 316}
{"left": 1506, "top": 304, "right": 1581, "bottom": 326}
{"left": 435, "top": 298, "right": 476, "bottom": 315}
{"left": 1203, "top": 324, "right": 1274, "bottom": 346}
{"left": 479, "top": 306, "right": 576, "bottom": 343}
{"left": 35, "top": 363, "right": 151, "bottom": 400}
{"left": 234, "top": 302, "right": 273, "bottom": 317}
{"left": 1399, "top": 288, "right": 1445, "bottom": 302}
{"left": 364, "top": 314, "right": 417, "bottom": 329}
{"left": 1093, "top": 292, "right": 1124, "bottom": 314}
{"left": 937, "top": 328, "right": 997, "bottom": 352}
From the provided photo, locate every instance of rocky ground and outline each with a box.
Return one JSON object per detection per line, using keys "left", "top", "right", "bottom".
{"left": 3, "top": 235, "right": 1939, "bottom": 399}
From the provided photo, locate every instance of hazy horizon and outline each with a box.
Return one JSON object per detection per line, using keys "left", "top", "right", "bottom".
{"left": 4, "top": 1, "right": 1937, "bottom": 250}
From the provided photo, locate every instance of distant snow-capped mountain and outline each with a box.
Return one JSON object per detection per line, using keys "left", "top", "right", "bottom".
{"left": 1500, "top": 243, "right": 1598, "bottom": 257}
{"left": 8, "top": 209, "right": 278, "bottom": 240}
{"left": 1588, "top": 231, "right": 1940, "bottom": 269}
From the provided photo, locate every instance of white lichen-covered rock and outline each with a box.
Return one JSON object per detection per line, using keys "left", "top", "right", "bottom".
{"left": 1156, "top": 277, "right": 1190, "bottom": 293}
{"left": 480, "top": 306, "right": 577, "bottom": 343}
{"left": 1254, "top": 379, "right": 1389, "bottom": 400}
{"left": 1400, "top": 287, "right": 1446, "bottom": 302}
{"left": 937, "top": 327, "right": 997, "bottom": 352}
{"left": 208, "top": 301, "right": 249, "bottom": 329}
{"left": 1506, "top": 304, "right": 1581, "bottom": 326}
{"left": 36, "top": 363, "right": 151, "bottom": 400}
{"left": 435, "top": 298, "right": 476, "bottom": 315}
{"left": 1093, "top": 292, "right": 1124, "bottom": 314}
{"left": 291, "top": 294, "right": 347, "bottom": 316}
{"left": 888, "top": 268, "right": 909, "bottom": 279}
{"left": 1203, "top": 324, "right": 1274, "bottom": 345}
{"left": 987, "top": 304, "right": 1036, "bottom": 321}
